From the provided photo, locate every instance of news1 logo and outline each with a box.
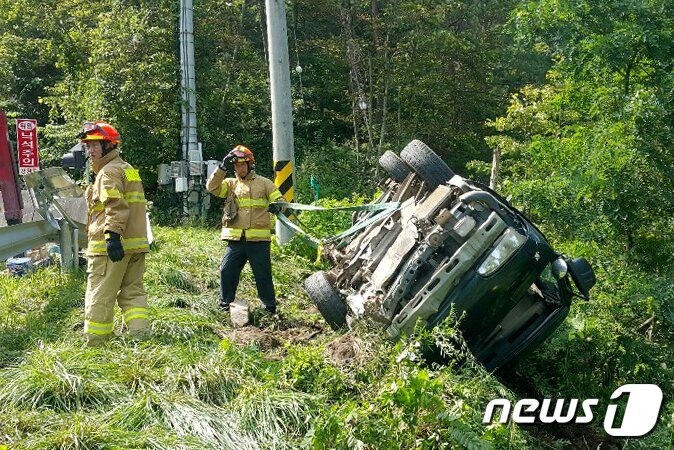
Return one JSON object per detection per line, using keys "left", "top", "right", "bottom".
{"left": 483, "top": 384, "right": 663, "bottom": 437}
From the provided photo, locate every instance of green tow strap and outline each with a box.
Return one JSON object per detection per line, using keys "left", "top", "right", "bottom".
{"left": 271, "top": 201, "right": 401, "bottom": 249}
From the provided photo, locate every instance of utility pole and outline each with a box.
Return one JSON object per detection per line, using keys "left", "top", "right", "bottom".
{"left": 180, "top": 0, "right": 206, "bottom": 219}
{"left": 490, "top": 146, "right": 500, "bottom": 190}
{"left": 265, "top": 0, "right": 295, "bottom": 245}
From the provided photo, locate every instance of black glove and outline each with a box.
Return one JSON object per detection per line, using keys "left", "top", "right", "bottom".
{"left": 268, "top": 203, "right": 283, "bottom": 214}
{"left": 105, "top": 231, "right": 125, "bottom": 262}
{"left": 219, "top": 153, "right": 237, "bottom": 170}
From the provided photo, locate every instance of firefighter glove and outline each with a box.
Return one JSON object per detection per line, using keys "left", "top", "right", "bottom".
{"left": 268, "top": 203, "right": 283, "bottom": 215}
{"left": 105, "top": 231, "right": 125, "bottom": 262}
{"left": 219, "top": 153, "right": 236, "bottom": 170}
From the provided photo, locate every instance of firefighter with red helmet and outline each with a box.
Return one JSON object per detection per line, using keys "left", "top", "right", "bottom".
{"left": 79, "top": 121, "right": 150, "bottom": 346}
{"left": 206, "top": 145, "right": 284, "bottom": 314}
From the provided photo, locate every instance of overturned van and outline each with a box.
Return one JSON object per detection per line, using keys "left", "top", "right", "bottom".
{"left": 304, "top": 140, "right": 596, "bottom": 370}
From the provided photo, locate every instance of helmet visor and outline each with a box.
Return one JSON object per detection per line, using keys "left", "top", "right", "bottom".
{"left": 77, "top": 122, "right": 112, "bottom": 140}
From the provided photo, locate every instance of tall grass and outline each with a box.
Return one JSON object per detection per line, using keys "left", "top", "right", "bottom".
{"left": 168, "top": 352, "right": 242, "bottom": 405}
{"left": 0, "top": 266, "right": 84, "bottom": 365}
{"left": 233, "top": 385, "right": 319, "bottom": 446}
{"left": 1, "top": 225, "right": 671, "bottom": 449}
{"left": 0, "top": 341, "right": 123, "bottom": 411}
{"left": 0, "top": 227, "right": 334, "bottom": 448}
{"left": 108, "top": 390, "right": 258, "bottom": 450}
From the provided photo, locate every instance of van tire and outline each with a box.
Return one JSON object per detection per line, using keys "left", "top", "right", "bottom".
{"left": 400, "top": 140, "right": 454, "bottom": 190}
{"left": 379, "top": 150, "right": 410, "bottom": 182}
{"left": 304, "top": 271, "right": 348, "bottom": 330}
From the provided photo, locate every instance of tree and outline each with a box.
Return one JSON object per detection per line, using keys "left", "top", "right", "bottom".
{"left": 488, "top": 0, "right": 674, "bottom": 269}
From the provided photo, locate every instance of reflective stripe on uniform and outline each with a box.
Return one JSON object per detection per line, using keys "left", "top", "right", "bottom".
{"left": 236, "top": 198, "right": 269, "bottom": 208}
{"left": 221, "top": 227, "right": 271, "bottom": 239}
{"left": 85, "top": 320, "right": 114, "bottom": 335}
{"left": 245, "top": 228, "right": 271, "bottom": 239}
{"left": 218, "top": 181, "right": 229, "bottom": 198}
{"left": 222, "top": 227, "right": 243, "bottom": 239}
{"left": 269, "top": 190, "right": 283, "bottom": 202}
{"left": 124, "top": 307, "right": 150, "bottom": 323}
{"left": 88, "top": 240, "right": 107, "bottom": 253}
{"left": 125, "top": 191, "right": 146, "bottom": 204}
{"left": 125, "top": 169, "right": 141, "bottom": 181}
{"left": 90, "top": 202, "right": 105, "bottom": 213}
{"left": 121, "top": 238, "right": 149, "bottom": 251}
{"left": 100, "top": 188, "right": 123, "bottom": 201}
{"left": 87, "top": 238, "right": 149, "bottom": 253}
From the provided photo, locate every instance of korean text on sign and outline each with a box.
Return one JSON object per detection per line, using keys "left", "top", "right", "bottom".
{"left": 16, "top": 118, "right": 39, "bottom": 175}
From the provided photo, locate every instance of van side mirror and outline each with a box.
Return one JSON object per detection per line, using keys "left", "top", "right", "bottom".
{"left": 567, "top": 257, "right": 596, "bottom": 300}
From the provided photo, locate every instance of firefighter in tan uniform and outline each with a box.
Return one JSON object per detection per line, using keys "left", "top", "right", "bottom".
{"left": 206, "top": 145, "right": 284, "bottom": 314}
{"left": 79, "top": 121, "right": 150, "bottom": 346}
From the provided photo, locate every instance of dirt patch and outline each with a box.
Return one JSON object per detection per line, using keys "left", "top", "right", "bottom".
{"left": 227, "top": 326, "right": 281, "bottom": 351}
{"left": 279, "top": 326, "right": 322, "bottom": 345}
{"left": 226, "top": 324, "right": 324, "bottom": 353}
{"left": 324, "top": 334, "right": 365, "bottom": 366}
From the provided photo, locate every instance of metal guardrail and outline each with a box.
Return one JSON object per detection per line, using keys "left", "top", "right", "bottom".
{"left": 1, "top": 168, "right": 88, "bottom": 270}
{"left": 0, "top": 218, "right": 87, "bottom": 268}
{"left": 0, "top": 220, "right": 58, "bottom": 262}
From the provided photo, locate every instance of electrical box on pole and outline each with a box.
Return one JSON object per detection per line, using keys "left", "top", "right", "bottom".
{"left": 265, "top": 0, "right": 296, "bottom": 246}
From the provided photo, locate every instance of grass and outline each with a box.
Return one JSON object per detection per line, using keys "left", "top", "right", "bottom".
{"left": 0, "top": 341, "right": 122, "bottom": 411}
{"left": 0, "top": 226, "right": 672, "bottom": 449}
{"left": 0, "top": 226, "right": 326, "bottom": 449}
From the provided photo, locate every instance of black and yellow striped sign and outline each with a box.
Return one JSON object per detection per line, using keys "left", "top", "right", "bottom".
{"left": 274, "top": 160, "right": 294, "bottom": 202}
{"left": 274, "top": 160, "right": 295, "bottom": 219}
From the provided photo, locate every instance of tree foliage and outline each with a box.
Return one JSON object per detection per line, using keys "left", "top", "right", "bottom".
{"left": 0, "top": 0, "right": 531, "bottom": 196}
{"left": 487, "top": 0, "right": 674, "bottom": 270}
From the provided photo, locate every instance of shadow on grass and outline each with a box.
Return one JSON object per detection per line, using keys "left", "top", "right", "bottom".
{"left": 0, "top": 268, "right": 86, "bottom": 366}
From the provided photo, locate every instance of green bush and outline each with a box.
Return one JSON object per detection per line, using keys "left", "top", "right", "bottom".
{"left": 302, "top": 319, "right": 521, "bottom": 450}
{"left": 295, "top": 141, "right": 379, "bottom": 204}
{"left": 524, "top": 267, "right": 674, "bottom": 401}
{"left": 279, "top": 345, "right": 347, "bottom": 398}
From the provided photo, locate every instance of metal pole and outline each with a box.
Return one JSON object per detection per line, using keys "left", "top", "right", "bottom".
{"left": 59, "top": 219, "right": 72, "bottom": 272}
{"left": 180, "top": 0, "right": 203, "bottom": 218}
{"left": 490, "top": 146, "right": 500, "bottom": 190}
{"left": 265, "top": 0, "right": 296, "bottom": 245}
{"left": 72, "top": 226, "right": 79, "bottom": 269}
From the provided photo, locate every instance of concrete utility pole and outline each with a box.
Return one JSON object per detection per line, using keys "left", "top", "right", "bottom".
{"left": 265, "top": 0, "right": 295, "bottom": 245}
{"left": 180, "top": 0, "right": 206, "bottom": 218}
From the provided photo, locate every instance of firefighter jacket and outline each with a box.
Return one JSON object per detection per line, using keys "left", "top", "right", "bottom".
{"left": 85, "top": 150, "right": 149, "bottom": 256}
{"left": 206, "top": 167, "right": 283, "bottom": 241}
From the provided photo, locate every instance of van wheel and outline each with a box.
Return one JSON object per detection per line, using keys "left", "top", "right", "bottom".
{"left": 400, "top": 140, "right": 454, "bottom": 190}
{"left": 304, "top": 271, "right": 347, "bottom": 330}
{"left": 378, "top": 150, "right": 410, "bottom": 182}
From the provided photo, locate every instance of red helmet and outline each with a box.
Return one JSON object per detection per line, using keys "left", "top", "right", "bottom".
{"left": 226, "top": 145, "right": 255, "bottom": 163}
{"left": 77, "top": 121, "right": 121, "bottom": 145}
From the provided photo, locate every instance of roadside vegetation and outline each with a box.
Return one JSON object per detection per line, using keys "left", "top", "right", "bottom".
{"left": 1, "top": 225, "right": 672, "bottom": 449}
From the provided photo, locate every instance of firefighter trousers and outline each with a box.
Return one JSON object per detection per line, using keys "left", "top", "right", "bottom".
{"left": 84, "top": 253, "right": 150, "bottom": 346}
{"left": 219, "top": 238, "right": 276, "bottom": 313}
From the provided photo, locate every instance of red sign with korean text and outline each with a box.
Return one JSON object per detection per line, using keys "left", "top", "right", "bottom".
{"left": 16, "top": 118, "right": 39, "bottom": 175}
